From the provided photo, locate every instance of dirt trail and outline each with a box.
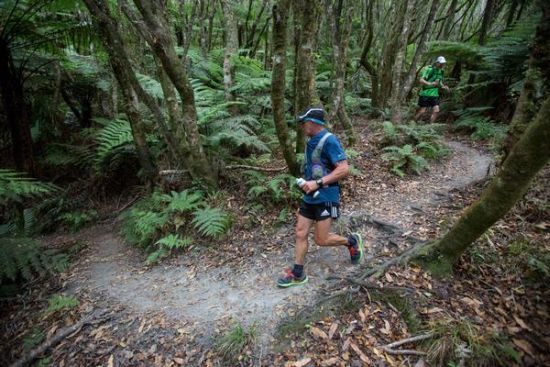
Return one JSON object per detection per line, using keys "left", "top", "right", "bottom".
{"left": 67, "top": 139, "right": 493, "bottom": 347}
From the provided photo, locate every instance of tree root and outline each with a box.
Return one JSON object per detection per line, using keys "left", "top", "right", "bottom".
{"left": 327, "top": 276, "right": 415, "bottom": 293}
{"left": 361, "top": 241, "right": 429, "bottom": 280}
{"left": 224, "top": 164, "right": 287, "bottom": 172}
{"left": 9, "top": 310, "right": 109, "bottom": 367}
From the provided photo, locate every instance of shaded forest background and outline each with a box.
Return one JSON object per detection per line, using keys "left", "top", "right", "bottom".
{"left": 1, "top": 0, "right": 549, "bottom": 366}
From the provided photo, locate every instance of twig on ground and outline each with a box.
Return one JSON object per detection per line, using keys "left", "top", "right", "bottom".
{"left": 327, "top": 276, "right": 416, "bottom": 293}
{"left": 380, "top": 333, "right": 434, "bottom": 356}
{"left": 361, "top": 242, "right": 427, "bottom": 280}
{"left": 9, "top": 310, "right": 108, "bottom": 367}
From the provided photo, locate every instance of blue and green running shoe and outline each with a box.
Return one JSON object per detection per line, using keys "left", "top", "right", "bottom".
{"left": 348, "top": 233, "right": 364, "bottom": 264}
{"left": 277, "top": 269, "right": 309, "bottom": 288}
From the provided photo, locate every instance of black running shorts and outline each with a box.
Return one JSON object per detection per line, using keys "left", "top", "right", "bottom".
{"left": 299, "top": 201, "right": 340, "bottom": 221}
{"left": 418, "top": 95, "right": 440, "bottom": 107}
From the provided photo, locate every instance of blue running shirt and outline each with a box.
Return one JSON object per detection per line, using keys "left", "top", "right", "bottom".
{"left": 303, "top": 129, "right": 347, "bottom": 205}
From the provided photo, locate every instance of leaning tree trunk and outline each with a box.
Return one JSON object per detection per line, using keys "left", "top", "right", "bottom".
{"left": 293, "top": 0, "right": 321, "bottom": 154}
{"left": 389, "top": 0, "right": 415, "bottom": 123}
{"left": 358, "top": 0, "right": 380, "bottom": 109}
{"left": 327, "top": 0, "right": 356, "bottom": 145}
{"left": 271, "top": 0, "right": 299, "bottom": 176}
{"left": 221, "top": 0, "right": 239, "bottom": 115}
{"left": 0, "top": 40, "right": 36, "bottom": 175}
{"left": 131, "top": 0, "right": 217, "bottom": 187}
{"left": 479, "top": 0, "right": 494, "bottom": 45}
{"left": 413, "top": 95, "right": 550, "bottom": 275}
{"left": 81, "top": 0, "right": 157, "bottom": 184}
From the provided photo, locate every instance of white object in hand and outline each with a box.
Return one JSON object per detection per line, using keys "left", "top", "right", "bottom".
{"left": 296, "top": 178, "right": 319, "bottom": 198}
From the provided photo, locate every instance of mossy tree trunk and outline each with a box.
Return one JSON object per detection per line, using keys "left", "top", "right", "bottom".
{"left": 293, "top": 0, "right": 321, "bottom": 154}
{"left": 221, "top": 0, "right": 239, "bottom": 115}
{"left": 131, "top": 0, "right": 217, "bottom": 187}
{"left": 503, "top": 0, "right": 550, "bottom": 159}
{"left": 327, "top": 0, "right": 356, "bottom": 145}
{"left": 271, "top": 0, "right": 299, "bottom": 176}
{"left": 81, "top": 0, "right": 157, "bottom": 184}
{"left": 413, "top": 94, "right": 550, "bottom": 275}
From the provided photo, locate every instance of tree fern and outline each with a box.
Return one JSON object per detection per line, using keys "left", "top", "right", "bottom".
{"left": 192, "top": 207, "right": 230, "bottom": 238}
{"left": 136, "top": 73, "right": 164, "bottom": 99}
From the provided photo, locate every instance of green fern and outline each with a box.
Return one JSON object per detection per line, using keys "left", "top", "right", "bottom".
{"left": 164, "top": 190, "right": 204, "bottom": 213}
{"left": 94, "top": 118, "right": 135, "bottom": 167}
{"left": 0, "top": 237, "right": 68, "bottom": 285}
{"left": 59, "top": 210, "right": 98, "bottom": 232}
{"left": 0, "top": 170, "right": 58, "bottom": 203}
{"left": 454, "top": 108, "right": 508, "bottom": 142}
{"left": 192, "top": 207, "right": 230, "bottom": 238}
{"left": 146, "top": 234, "right": 193, "bottom": 264}
{"left": 136, "top": 73, "right": 164, "bottom": 99}
{"left": 382, "top": 145, "right": 428, "bottom": 177}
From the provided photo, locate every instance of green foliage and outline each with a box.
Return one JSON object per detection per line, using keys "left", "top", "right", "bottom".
{"left": 0, "top": 170, "right": 58, "bottom": 203}
{"left": 506, "top": 239, "right": 550, "bottom": 281}
{"left": 382, "top": 144, "right": 428, "bottom": 177}
{"left": 380, "top": 122, "right": 449, "bottom": 177}
{"left": 44, "top": 143, "right": 95, "bottom": 169}
{"left": 94, "top": 118, "right": 135, "bottom": 168}
{"left": 244, "top": 171, "right": 300, "bottom": 204}
{"left": 121, "top": 189, "right": 232, "bottom": 263}
{"left": 23, "top": 327, "right": 44, "bottom": 352}
{"left": 215, "top": 323, "right": 257, "bottom": 362}
{"left": 0, "top": 238, "right": 68, "bottom": 285}
{"left": 427, "top": 320, "right": 521, "bottom": 367}
{"left": 453, "top": 108, "right": 508, "bottom": 143}
{"left": 192, "top": 207, "right": 231, "bottom": 239}
{"left": 46, "top": 294, "right": 79, "bottom": 313}
{"left": 146, "top": 234, "right": 192, "bottom": 265}
{"left": 58, "top": 210, "right": 98, "bottom": 232}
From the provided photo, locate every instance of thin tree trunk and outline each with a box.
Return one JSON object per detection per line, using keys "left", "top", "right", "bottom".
{"left": 221, "top": 0, "right": 239, "bottom": 115}
{"left": 441, "top": 0, "right": 457, "bottom": 39}
{"left": 271, "top": 0, "right": 298, "bottom": 175}
{"left": 293, "top": 0, "right": 321, "bottom": 154}
{"left": 327, "top": 0, "right": 356, "bottom": 145}
{"left": 81, "top": 0, "right": 157, "bottom": 183}
{"left": 389, "top": 0, "right": 415, "bottom": 123}
{"left": 413, "top": 94, "right": 550, "bottom": 275}
{"left": 131, "top": 0, "right": 217, "bottom": 187}
{"left": 400, "top": 0, "right": 440, "bottom": 102}
{"left": 506, "top": 0, "right": 518, "bottom": 27}
{"left": 358, "top": 0, "right": 380, "bottom": 108}
{"left": 0, "top": 40, "right": 36, "bottom": 175}
{"left": 479, "top": 0, "right": 494, "bottom": 45}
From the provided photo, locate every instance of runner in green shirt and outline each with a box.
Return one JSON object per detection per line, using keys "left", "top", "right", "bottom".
{"left": 415, "top": 56, "right": 450, "bottom": 123}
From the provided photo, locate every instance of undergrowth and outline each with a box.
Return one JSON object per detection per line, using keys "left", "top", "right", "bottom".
{"left": 215, "top": 323, "right": 257, "bottom": 364}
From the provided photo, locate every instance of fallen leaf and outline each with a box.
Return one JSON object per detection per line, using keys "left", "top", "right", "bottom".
{"left": 173, "top": 357, "right": 185, "bottom": 365}
{"left": 513, "top": 338, "right": 535, "bottom": 357}
{"left": 350, "top": 342, "right": 370, "bottom": 363}
{"left": 320, "top": 357, "right": 340, "bottom": 366}
{"left": 342, "top": 337, "right": 351, "bottom": 352}
{"left": 385, "top": 272, "right": 394, "bottom": 282}
{"left": 107, "top": 355, "right": 114, "bottom": 367}
{"left": 359, "top": 309, "right": 366, "bottom": 323}
{"left": 328, "top": 322, "right": 338, "bottom": 339}
{"left": 513, "top": 315, "right": 531, "bottom": 331}
{"left": 310, "top": 326, "right": 329, "bottom": 339}
{"left": 293, "top": 357, "right": 312, "bottom": 367}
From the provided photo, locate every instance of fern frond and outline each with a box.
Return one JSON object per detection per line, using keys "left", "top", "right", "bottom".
{"left": 94, "top": 118, "right": 134, "bottom": 166}
{"left": 136, "top": 73, "right": 164, "bottom": 99}
{"left": 0, "top": 169, "right": 58, "bottom": 203}
{"left": 165, "top": 190, "right": 204, "bottom": 213}
{"left": 192, "top": 207, "right": 230, "bottom": 238}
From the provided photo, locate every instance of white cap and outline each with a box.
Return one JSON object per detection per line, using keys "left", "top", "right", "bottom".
{"left": 436, "top": 56, "right": 446, "bottom": 64}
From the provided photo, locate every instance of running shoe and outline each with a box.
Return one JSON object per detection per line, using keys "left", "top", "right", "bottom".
{"left": 277, "top": 269, "right": 309, "bottom": 288}
{"left": 348, "top": 233, "right": 364, "bottom": 264}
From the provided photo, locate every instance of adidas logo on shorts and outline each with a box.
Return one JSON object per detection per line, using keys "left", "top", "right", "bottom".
{"left": 321, "top": 209, "right": 330, "bottom": 216}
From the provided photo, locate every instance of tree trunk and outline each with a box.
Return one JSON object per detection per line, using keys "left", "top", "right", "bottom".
{"left": 378, "top": 1, "right": 403, "bottom": 108}
{"left": 82, "top": 0, "right": 157, "bottom": 183}
{"left": 327, "top": 0, "right": 356, "bottom": 145}
{"left": 400, "top": 0, "right": 440, "bottom": 103}
{"left": 271, "top": 0, "right": 299, "bottom": 175}
{"left": 503, "top": 0, "right": 550, "bottom": 158}
{"left": 358, "top": 0, "right": 381, "bottom": 109}
{"left": 389, "top": 0, "right": 415, "bottom": 123}
{"left": 413, "top": 95, "right": 550, "bottom": 275}
{"left": 293, "top": 0, "right": 321, "bottom": 154}
{"left": 221, "top": 0, "right": 239, "bottom": 115}
{"left": 506, "top": 0, "right": 519, "bottom": 28}
{"left": 478, "top": 0, "right": 494, "bottom": 45}
{"left": 0, "top": 40, "right": 36, "bottom": 175}
{"left": 441, "top": 0, "right": 457, "bottom": 39}
{"left": 131, "top": 0, "right": 217, "bottom": 187}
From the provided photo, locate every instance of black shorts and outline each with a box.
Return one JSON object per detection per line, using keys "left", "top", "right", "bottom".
{"left": 299, "top": 201, "right": 340, "bottom": 221}
{"left": 418, "top": 96, "right": 440, "bottom": 107}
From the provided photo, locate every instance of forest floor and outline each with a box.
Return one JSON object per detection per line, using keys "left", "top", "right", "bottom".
{"left": 1, "top": 119, "right": 549, "bottom": 367}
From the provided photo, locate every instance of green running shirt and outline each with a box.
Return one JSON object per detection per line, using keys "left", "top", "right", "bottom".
{"left": 419, "top": 66, "right": 444, "bottom": 97}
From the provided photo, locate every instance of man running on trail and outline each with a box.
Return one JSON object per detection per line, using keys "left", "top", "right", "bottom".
{"left": 277, "top": 108, "right": 364, "bottom": 288}
{"left": 415, "top": 56, "right": 450, "bottom": 123}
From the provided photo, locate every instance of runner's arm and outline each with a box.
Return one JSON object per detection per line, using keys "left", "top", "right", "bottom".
{"left": 302, "top": 160, "right": 349, "bottom": 193}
